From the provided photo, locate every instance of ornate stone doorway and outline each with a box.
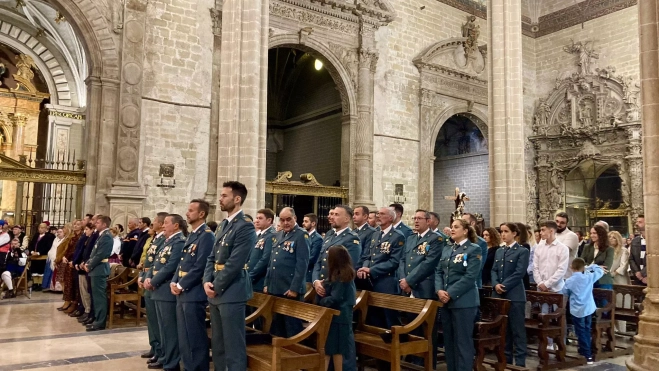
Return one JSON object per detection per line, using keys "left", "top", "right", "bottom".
{"left": 432, "top": 113, "right": 489, "bottom": 225}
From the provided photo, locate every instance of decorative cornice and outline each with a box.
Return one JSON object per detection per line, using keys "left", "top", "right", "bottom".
{"left": 434, "top": 0, "right": 486, "bottom": 20}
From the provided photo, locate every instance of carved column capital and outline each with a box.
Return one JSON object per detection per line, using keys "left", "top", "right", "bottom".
{"left": 359, "top": 48, "right": 378, "bottom": 73}
{"left": 8, "top": 113, "right": 27, "bottom": 127}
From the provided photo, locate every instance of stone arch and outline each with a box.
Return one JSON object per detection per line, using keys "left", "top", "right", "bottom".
{"left": 269, "top": 34, "right": 357, "bottom": 117}
{"left": 429, "top": 104, "right": 489, "bottom": 147}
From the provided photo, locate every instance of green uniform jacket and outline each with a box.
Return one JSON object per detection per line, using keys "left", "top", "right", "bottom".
{"left": 399, "top": 230, "right": 447, "bottom": 299}
{"left": 491, "top": 242, "right": 529, "bottom": 302}
{"left": 435, "top": 240, "right": 482, "bottom": 308}
{"left": 147, "top": 233, "right": 186, "bottom": 302}
{"left": 87, "top": 230, "right": 113, "bottom": 277}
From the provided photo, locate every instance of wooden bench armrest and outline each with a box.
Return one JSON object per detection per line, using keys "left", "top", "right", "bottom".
{"left": 391, "top": 300, "right": 437, "bottom": 335}
{"left": 538, "top": 308, "right": 565, "bottom": 327}
{"left": 246, "top": 296, "right": 274, "bottom": 325}
{"left": 476, "top": 315, "right": 507, "bottom": 332}
{"left": 272, "top": 309, "right": 337, "bottom": 347}
{"left": 594, "top": 303, "right": 615, "bottom": 320}
{"left": 112, "top": 274, "right": 140, "bottom": 290}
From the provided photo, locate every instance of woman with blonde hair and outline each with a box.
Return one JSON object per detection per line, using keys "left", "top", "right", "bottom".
{"left": 609, "top": 230, "right": 630, "bottom": 333}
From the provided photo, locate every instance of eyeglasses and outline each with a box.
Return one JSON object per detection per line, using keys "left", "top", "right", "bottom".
{"left": 412, "top": 217, "right": 428, "bottom": 221}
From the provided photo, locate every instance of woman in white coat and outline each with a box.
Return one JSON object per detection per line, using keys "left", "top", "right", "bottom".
{"left": 608, "top": 231, "right": 630, "bottom": 333}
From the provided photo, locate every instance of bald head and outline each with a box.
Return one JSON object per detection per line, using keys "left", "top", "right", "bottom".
{"left": 279, "top": 207, "right": 297, "bottom": 232}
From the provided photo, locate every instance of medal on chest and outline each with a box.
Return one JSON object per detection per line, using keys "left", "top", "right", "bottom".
{"left": 380, "top": 241, "right": 391, "bottom": 254}
{"left": 282, "top": 241, "right": 295, "bottom": 253}
{"left": 417, "top": 242, "right": 429, "bottom": 255}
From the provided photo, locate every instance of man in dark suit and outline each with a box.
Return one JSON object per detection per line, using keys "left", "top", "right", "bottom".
{"left": 302, "top": 213, "right": 323, "bottom": 283}
{"left": 399, "top": 209, "right": 446, "bottom": 367}
{"left": 353, "top": 206, "right": 376, "bottom": 252}
{"left": 390, "top": 203, "right": 412, "bottom": 238}
{"left": 120, "top": 218, "right": 141, "bottom": 267}
{"left": 171, "top": 200, "right": 215, "bottom": 371}
{"left": 248, "top": 208, "right": 276, "bottom": 293}
{"left": 629, "top": 215, "right": 647, "bottom": 285}
{"left": 264, "top": 207, "right": 310, "bottom": 337}
{"left": 79, "top": 214, "right": 100, "bottom": 325}
{"left": 358, "top": 206, "right": 405, "bottom": 328}
{"left": 203, "top": 181, "right": 256, "bottom": 371}
{"left": 84, "top": 215, "right": 113, "bottom": 331}
{"left": 130, "top": 217, "right": 152, "bottom": 267}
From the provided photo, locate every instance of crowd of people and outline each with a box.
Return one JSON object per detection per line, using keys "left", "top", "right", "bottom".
{"left": 0, "top": 180, "right": 648, "bottom": 371}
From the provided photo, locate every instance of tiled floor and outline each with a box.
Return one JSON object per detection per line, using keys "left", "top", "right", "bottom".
{"left": 0, "top": 291, "right": 634, "bottom": 370}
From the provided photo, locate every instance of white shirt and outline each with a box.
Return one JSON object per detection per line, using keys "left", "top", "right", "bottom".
{"left": 533, "top": 238, "right": 570, "bottom": 292}
{"left": 191, "top": 223, "right": 204, "bottom": 234}
{"left": 556, "top": 228, "right": 579, "bottom": 278}
{"left": 112, "top": 236, "right": 122, "bottom": 255}
{"left": 225, "top": 209, "right": 242, "bottom": 224}
{"left": 335, "top": 227, "right": 349, "bottom": 236}
{"left": 394, "top": 221, "right": 403, "bottom": 229}
{"left": 418, "top": 229, "right": 430, "bottom": 238}
{"left": 381, "top": 225, "right": 393, "bottom": 235}
{"left": 0, "top": 232, "right": 10, "bottom": 246}
{"left": 308, "top": 229, "right": 317, "bottom": 237}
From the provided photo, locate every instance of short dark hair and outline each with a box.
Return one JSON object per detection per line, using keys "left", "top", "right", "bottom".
{"left": 258, "top": 208, "right": 275, "bottom": 222}
{"left": 555, "top": 212, "right": 569, "bottom": 222}
{"left": 85, "top": 213, "right": 94, "bottom": 219}
{"left": 49, "top": 226, "right": 57, "bottom": 232}
{"left": 223, "top": 181, "right": 248, "bottom": 205}
{"left": 304, "top": 213, "right": 318, "bottom": 225}
{"left": 167, "top": 214, "right": 189, "bottom": 236}
{"left": 415, "top": 209, "right": 430, "bottom": 219}
{"left": 368, "top": 211, "right": 376, "bottom": 216}
{"left": 355, "top": 206, "right": 369, "bottom": 215}
{"left": 540, "top": 220, "right": 558, "bottom": 230}
{"left": 85, "top": 222, "right": 94, "bottom": 230}
{"left": 335, "top": 204, "right": 354, "bottom": 218}
{"left": 116, "top": 224, "right": 124, "bottom": 233}
{"left": 638, "top": 214, "right": 645, "bottom": 218}
{"left": 141, "top": 217, "right": 152, "bottom": 226}
{"left": 98, "top": 215, "right": 112, "bottom": 227}
{"left": 463, "top": 213, "right": 477, "bottom": 224}
{"left": 190, "top": 199, "right": 210, "bottom": 219}
{"left": 389, "top": 203, "right": 404, "bottom": 215}
{"left": 571, "top": 257, "right": 586, "bottom": 271}
{"left": 155, "top": 212, "right": 168, "bottom": 224}
{"left": 207, "top": 221, "right": 218, "bottom": 232}
{"left": 429, "top": 212, "right": 440, "bottom": 223}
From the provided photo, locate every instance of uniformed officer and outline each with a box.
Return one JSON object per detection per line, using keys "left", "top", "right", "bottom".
{"left": 144, "top": 214, "right": 187, "bottom": 371}
{"left": 264, "top": 207, "right": 310, "bottom": 337}
{"left": 428, "top": 212, "right": 441, "bottom": 234}
{"left": 203, "top": 181, "right": 256, "bottom": 371}
{"left": 171, "top": 200, "right": 215, "bottom": 371}
{"left": 248, "top": 208, "right": 276, "bottom": 292}
{"left": 492, "top": 223, "right": 529, "bottom": 367}
{"left": 353, "top": 206, "right": 376, "bottom": 251}
{"left": 357, "top": 206, "right": 405, "bottom": 328}
{"left": 399, "top": 209, "right": 446, "bottom": 368}
{"left": 435, "top": 219, "right": 482, "bottom": 371}
{"left": 325, "top": 208, "right": 336, "bottom": 239}
{"left": 139, "top": 212, "right": 168, "bottom": 368}
{"left": 390, "top": 203, "right": 412, "bottom": 238}
{"left": 84, "top": 215, "right": 113, "bottom": 331}
{"left": 302, "top": 213, "right": 323, "bottom": 283}
{"left": 368, "top": 211, "right": 379, "bottom": 230}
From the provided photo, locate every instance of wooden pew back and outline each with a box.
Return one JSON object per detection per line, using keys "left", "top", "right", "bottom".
{"left": 612, "top": 284, "right": 645, "bottom": 325}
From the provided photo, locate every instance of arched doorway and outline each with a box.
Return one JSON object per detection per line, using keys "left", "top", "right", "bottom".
{"left": 265, "top": 45, "right": 347, "bottom": 230}
{"left": 565, "top": 160, "right": 629, "bottom": 235}
{"left": 433, "top": 113, "right": 489, "bottom": 226}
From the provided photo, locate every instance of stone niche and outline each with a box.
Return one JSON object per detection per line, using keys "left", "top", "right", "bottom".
{"left": 413, "top": 17, "right": 489, "bottom": 211}
{"left": 530, "top": 56, "right": 642, "bottom": 225}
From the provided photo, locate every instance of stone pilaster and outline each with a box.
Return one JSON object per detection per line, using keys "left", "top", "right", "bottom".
{"left": 106, "top": 0, "right": 146, "bottom": 221}
{"left": 626, "top": 127, "right": 644, "bottom": 221}
{"left": 353, "top": 23, "right": 377, "bottom": 208}
{"left": 627, "top": 1, "right": 659, "bottom": 369}
{"left": 206, "top": 7, "right": 223, "bottom": 215}
{"left": 8, "top": 113, "right": 26, "bottom": 158}
{"left": 82, "top": 75, "right": 101, "bottom": 213}
{"left": 215, "top": 0, "right": 268, "bottom": 216}
{"left": 487, "top": 0, "right": 526, "bottom": 225}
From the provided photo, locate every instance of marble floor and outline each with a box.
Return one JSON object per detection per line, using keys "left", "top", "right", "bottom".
{"left": 0, "top": 291, "right": 633, "bottom": 370}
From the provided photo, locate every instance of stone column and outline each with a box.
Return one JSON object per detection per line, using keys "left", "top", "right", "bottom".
{"left": 628, "top": 1, "right": 659, "bottom": 369}
{"left": 487, "top": 0, "right": 526, "bottom": 225}
{"left": 353, "top": 45, "right": 377, "bottom": 208}
{"left": 9, "top": 113, "right": 26, "bottom": 158}
{"left": 215, "top": 0, "right": 268, "bottom": 216}
{"left": 206, "top": 8, "right": 223, "bottom": 216}
{"left": 82, "top": 75, "right": 101, "bottom": 213}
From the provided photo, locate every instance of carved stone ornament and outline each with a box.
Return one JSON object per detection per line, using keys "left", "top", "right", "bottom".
{"left": 210, "top": 8, "right": 222, "bottom": 36}
{"left": 11, "top": 54, "right": 37, "bottom": 93}
{"left": 461, "top": 16, "right": 481, "bottom": 64}
{"left": 530, "top": 43, "right": 644, "bottom": 220}
{"left": 328, "top": 43, "right": 359, "bottom": 88}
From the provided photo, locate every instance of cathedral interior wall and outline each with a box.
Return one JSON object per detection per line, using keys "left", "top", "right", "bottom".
{"left": 373, "top": 0, "right": 488, "bottom": 220}
{"left": 139, "top": 0, "right": 214, "bottom": 216}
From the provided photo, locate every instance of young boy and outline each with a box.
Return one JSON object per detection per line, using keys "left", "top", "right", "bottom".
{"left": 562, "top": 258, "right": 604, "bottom": 365}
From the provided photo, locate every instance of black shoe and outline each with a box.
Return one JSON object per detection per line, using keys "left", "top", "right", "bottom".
{"left": 77, "top": 314, "right": 89, "bottom": 323}
{"left": 147, "top": 362, "right": 163, "bottom": 369}
{"left": 6, "top": 291, "right": 16, "bottom": 299}
{"left": 69, "top": 310, "right": 83, "bottom": 317}
{"left": 83, "top": 318, "right": 94, "bottom": 325}
{"left": 164, "top": 367, "right": 180, "bottom": 371}
{"left": 86, "top": 325, "right": 105, "bottom": 332}
{"left": 141, "top": 352, "right": 154, "bottom": 359}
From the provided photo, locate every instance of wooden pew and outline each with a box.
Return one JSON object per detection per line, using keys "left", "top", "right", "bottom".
{"left": 245, "top": 296, "right": 339, "bottom": 371}
{"left": 304, "top": 282, "right": 316, "bottom": 303}
{"left": 475, "top": 297, "right": 510, "bottom": 371}
{"left": 108, "top": 268, "right": 142, "bottom": 329}
{"left": 525, "top": 291, "right": 585, "bottom": 370}
{"left": 612, "top": 284, "right": 645, "bottom": 334}
{"left": 353, "top": 291, "right": 440, "bottom": 371}
{"left": 590, "top": 288, "right": 627, "bottom": 360}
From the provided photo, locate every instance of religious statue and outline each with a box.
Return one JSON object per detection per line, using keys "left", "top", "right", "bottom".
{"left": 622, "top": 76, "right": 640, "bottom": 108}
{"left": 533, "top": 99, "right": 550, "bottom": 135}
{"left": 578, "top": 104, "right": 593, "bottom": 127}
{"left": 112, "top": 0, "right": 125, "bottom": 33}
{"left": 563, "top": 39, "right": 599, "bottom": 75}
{"left": 445, "top": 187, "right": 470, "bottom": 219}
{"left": 14, "top": 54, "right": 35, "bottom": 81}
{"left": 548, "top": 166, "right": 563, "bottom": 210}
{"left": 461, "top": 15, "right": 480, "bottom": 61}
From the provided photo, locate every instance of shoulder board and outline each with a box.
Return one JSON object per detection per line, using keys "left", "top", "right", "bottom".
{"left": 399, "top": 241, "right": 404, "bottom": 246}
{"left": 438, "top": 236, "right": 444, "bottom": 242}
{"left": 205, "top": 229, "right": 212, "bottom": 233}
{"left": 304, "top": 234, "right": 309, "bottom": 239}
{"left": 353, "top": 240, "right": 360, "bottom": 245}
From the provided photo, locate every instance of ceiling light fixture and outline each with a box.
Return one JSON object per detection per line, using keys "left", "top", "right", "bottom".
{"left": 314, "top": 59, "right": 323, "bottom": 71}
